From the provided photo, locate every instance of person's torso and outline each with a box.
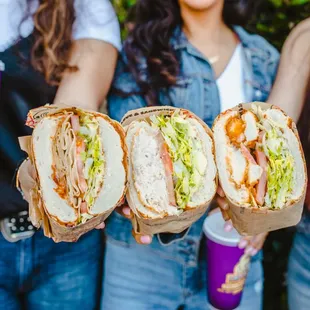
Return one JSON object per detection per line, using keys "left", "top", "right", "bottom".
{"left": 217, "top": 43, "right": 246, "bottom": 112}
{"left": 107, "top": 26, "right": 280, "bottom": 247}
{"left": 0, "top": 34, "right": 57, "bottom": 218}
{"left": 0, "top": 0, "right": 121, "bottom": 218}
{"left": 0, "top": 1, "right": 60, "bottom": 218}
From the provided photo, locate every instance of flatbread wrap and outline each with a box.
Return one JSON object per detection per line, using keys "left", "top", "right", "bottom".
{"left": 121, "top": 106, "right": 217, "bottom": 235}
{"left": 212, "top": 102, "right": 307, "bottom": 235}
{"left": 17, "top": 105, "right": 128, "bottom": 242}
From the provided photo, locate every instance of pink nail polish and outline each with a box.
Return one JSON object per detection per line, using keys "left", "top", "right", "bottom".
{"left": 140, "top": 235, "right": 152, "bottom": 244}
{"left": 123, "top": 207, "right": 131, "bottom": 216}
{"left": 238, "top": 240, "right": 247, "bottom": 249}
{"left": 224, "top": 223, "right": 233, "bottom": 232}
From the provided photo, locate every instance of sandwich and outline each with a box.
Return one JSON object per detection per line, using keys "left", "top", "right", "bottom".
{"left": 123, "top": 107, "right": 217, "bottom": 233}
{"left": 212, "top": 103, "right": 307, "bottom": 234}
{"left": 18, "top": 106, "right": 127, "bottom": 241}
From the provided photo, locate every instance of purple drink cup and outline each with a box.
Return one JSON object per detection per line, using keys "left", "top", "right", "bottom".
{"left": 203, "top": 212, "right": 250, "bottom": 310}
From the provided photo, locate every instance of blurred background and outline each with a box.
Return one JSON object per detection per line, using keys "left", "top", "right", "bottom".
{"left": 111, "top": 0, "right": 310, "bottom": 309}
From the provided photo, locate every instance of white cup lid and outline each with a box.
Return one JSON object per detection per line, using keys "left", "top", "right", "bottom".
{"left": 203, "top": 211, "right": 241, "bottom": 247}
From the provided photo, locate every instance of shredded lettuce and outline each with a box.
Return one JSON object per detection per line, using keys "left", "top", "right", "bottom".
{"left": 78, "top": 112, "right": 105, "bottom": 210}
{"left": 78, "top": 213, "right": 94, "bottom": 224}
{"left": 263, "top": 127, "right": 294, "bottom": 209}
{"left": 251, "top": 104, "right": 295, "bottom": 209}
{"left": 151, "top": 112, "right": 207, "bottom": 209}
{"left": 84, "top": 158, "right": 94, "bottom": 179}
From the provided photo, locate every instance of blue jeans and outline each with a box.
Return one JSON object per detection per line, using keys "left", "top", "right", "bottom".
{"left": 0, "top": 229, "right": 103, "bottom": 310}
{"left": 287, "top": 232, "right": 310, "bottom": 310}
{"left": 101, "top": 213, "right": 263, "bottom": 310}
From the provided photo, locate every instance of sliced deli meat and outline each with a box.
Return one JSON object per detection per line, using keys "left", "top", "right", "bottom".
{"left": 157, "top": 133, "right": 177, "bottom": 207}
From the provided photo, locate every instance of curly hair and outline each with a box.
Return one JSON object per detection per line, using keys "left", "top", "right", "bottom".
{"left": 123, "top": 0, "right": 262, "bottom": 105}
{"left": 28, "top": 0, "right": 77, "bottom": 86}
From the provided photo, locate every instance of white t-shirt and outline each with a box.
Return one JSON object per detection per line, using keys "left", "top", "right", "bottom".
{"left": 216, "top": 44, "right": 246, "bottom": 112}
{"left": 0, "top": 0, "right": 121, "bottom": 52}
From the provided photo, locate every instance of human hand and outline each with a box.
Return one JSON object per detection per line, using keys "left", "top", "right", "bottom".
{"left": 95, "top": 222, "right": 105, "bottom": 229}
{"left": 215, "top": 184, "right": 268, "bottom": 256}
{"left": 116, "top": 204, "right": 153, "bottom": 245}
{"left": 215, "top": 184, "right": 230, "bottom": 221}
{"left": 224, "top": 220, "right": 268, "bottom": 256}
{"left": 16, "top": 158, "right": 37, "bottom": 204}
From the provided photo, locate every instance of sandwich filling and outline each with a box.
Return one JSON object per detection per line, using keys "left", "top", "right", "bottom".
{"left": 148, "top": 111, "right": 208, "bottom": 209}
{"left": 52, "top": 110, "right": 105, "bottom": 223}
{"left": 221, "top": 105, "right": 296, "bottom": 209}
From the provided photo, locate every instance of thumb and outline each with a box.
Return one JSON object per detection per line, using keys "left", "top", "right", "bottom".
{"left": 132, "top": 230, "right": 153, "bottom": 245}
{"left": 95, "top": 222, "right": 105, "bottom": 230}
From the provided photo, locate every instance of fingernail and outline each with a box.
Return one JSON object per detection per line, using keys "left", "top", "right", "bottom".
{"left": 140, "top": 235, "right": 152, "bottom": 244}
{"left": 224, "top": 222, "right": 233, "bottom": 232}
{"left": 251, "top": 248, "right": 258, "bottom": 256}
{"left": 123, "top": 207, "right": 131, "bottom": 216}
{"left": 96, "top": 222, "right": 105, "bottom": 230}
{"left": 245, "top": 246, "right": 254, "bottom": 255}
{"left": 239, "top": 240, "right": 248, "bottom": 249}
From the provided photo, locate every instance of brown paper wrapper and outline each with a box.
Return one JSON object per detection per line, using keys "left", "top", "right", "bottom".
{"left": 25, "top": 104, "right": 69, "bottom": 128}
{"left": 122, "top": 106, "right": 217, "bottom": 235}
{"left": 213, "top": 102, "right": 307, "bottom": 236}
{"left": 18, "top": 105, "right": 127, "bottom": 242}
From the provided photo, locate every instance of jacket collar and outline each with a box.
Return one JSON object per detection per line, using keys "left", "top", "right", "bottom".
{"left": 170, "top": 25, "right": 278, "bottom": 63}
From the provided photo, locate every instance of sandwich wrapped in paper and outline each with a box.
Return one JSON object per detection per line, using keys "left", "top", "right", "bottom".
{"left": 122, "top": 106, "right": 217, "bottom": 235}
{"left": 213, "top": 102, "right": 307, "bottom": 235}
{"left": 17, "top": 105, "right": 128, "bottom": 242}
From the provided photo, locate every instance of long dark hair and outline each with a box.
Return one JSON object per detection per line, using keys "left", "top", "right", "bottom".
{"left": 123, "top": 0, "right": 261, "bottom": 105}
{"left": 25, "top": 0, "right": 76, "bottom": 86}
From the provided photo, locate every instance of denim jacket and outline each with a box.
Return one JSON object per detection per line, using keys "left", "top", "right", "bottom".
{"left": 106, "top": 26, "right": 279, "bottom": 246}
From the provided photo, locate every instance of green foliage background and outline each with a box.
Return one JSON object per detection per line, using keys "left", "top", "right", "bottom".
{"left": 249, "top": 0, "right": 310, "bottom": 50}
{"left": 112, "top": 0, "right": 310, "bottom": 50}
{"left": 111, "top": 1, "right": 310, "bottom": 309}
